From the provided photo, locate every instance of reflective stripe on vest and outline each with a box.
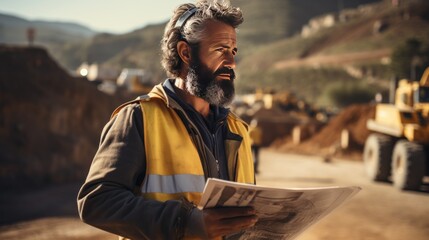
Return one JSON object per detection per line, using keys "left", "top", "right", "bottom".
{"left": 142, "top": 174, "right": 205, "bottom": 194}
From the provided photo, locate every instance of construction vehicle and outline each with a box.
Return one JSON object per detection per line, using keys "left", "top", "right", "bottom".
{"left": 363, "top": 67, "right": 429, "bottom": 191}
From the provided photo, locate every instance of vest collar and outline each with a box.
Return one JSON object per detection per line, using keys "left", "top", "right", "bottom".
{"left": 147, "top": 80, "right": 171, "bottom": 106}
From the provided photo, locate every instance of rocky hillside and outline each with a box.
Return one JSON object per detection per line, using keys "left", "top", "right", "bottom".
{"left": 51, "top": 0, "right": 380, "bottom": 78}
{"left": 236, "top": 0, "right": 429, "bottom": 106}
{"left": 0, "top": 46, "right": 135, "bottom": 189}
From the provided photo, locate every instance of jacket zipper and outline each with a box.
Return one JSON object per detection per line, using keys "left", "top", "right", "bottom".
{"left": 212, "top": 120, "right": 225, "bottom": 178}
{"left": 212, "top": 133, "right": 220, "bottom": 177}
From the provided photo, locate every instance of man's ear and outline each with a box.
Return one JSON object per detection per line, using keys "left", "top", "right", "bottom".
{"left": 177, "top": 41, "right": 191, "bottom": 65}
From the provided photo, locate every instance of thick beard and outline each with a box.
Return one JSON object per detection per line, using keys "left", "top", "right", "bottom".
{"left": 185, "top": 58, "right": 235, "bottom": 107}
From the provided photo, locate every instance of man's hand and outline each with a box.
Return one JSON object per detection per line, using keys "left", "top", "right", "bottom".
{"left": 186, "top": 206, "right": 258, "bottom": 239}
{"left": 197, "top": 206, "right": 258, "bottom": 239}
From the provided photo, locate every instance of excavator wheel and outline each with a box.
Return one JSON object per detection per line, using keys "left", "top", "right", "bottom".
{"left": 363, "top": 133, "right": 394, "bottom": 181}
{"left": 391, "top": 140, "right": 426, "bottom": 191}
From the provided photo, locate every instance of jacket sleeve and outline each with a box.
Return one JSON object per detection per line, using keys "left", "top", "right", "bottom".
{"left": 77, "top": 103, "right": 193, "bottom": 240}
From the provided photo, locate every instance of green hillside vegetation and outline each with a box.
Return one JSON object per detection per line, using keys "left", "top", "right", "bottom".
{"left": 236, "top": 0, "right": 429, "bottom": 107}
{"left": 55, "top": 23, "right": 166, "bottom": 80}
{"left": 234, "top": 0, "right": 379, "bottom": 54}
{"left": 52, "top": 0, "right": 380, "bottom": 77}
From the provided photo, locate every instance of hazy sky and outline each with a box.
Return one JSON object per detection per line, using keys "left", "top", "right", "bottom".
{"left": 0, "top": 0, "right": 192, "bottom": 34}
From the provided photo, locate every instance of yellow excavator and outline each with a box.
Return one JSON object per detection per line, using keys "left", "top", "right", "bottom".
{"left": 363, "top": 67, "right": 429, "bottom": 191}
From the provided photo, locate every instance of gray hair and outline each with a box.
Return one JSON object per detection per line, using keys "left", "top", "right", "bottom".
{"left": 160, "top": 0, "right": 243, "bottom": 78}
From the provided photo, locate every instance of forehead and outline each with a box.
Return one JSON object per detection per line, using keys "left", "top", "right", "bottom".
{"left": 200, "top": 20, "right": 237, "bottom": 46}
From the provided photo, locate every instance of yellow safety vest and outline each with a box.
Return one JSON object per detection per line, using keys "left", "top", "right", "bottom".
{"left": 112, "top": 84, "right": 254, "bottom": 206}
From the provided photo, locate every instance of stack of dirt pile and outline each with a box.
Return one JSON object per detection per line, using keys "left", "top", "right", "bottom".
{"left": 0, "top": 46, "right": 136, "bottom": 189}
{"left": 252, "top": 107, "right": 323, "bottom": 147}
{"left": 275, "top": 104, "right": 375, "bottom": 160}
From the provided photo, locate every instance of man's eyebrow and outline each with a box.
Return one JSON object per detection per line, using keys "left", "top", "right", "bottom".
{"left": 217, "top": 44, "right": 238, "bottom": 51}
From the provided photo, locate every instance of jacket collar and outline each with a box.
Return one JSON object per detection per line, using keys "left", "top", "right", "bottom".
{"left": 149, "top": 79, "right": 229, "bottom": 120}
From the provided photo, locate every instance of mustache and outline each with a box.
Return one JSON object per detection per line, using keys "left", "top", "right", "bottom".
{"left": 214, "top": 67, "right": 235, "bottom": 80}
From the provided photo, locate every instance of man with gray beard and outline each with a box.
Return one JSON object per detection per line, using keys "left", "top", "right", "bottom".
{"left": 78, "top": 0, "right": 257, "bottom": 239}
{"left": 186, "top": 44, "right": 236, "bottom": 107}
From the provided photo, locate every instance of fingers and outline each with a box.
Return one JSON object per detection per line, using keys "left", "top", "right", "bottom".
{"left": 221, "top": 214, "right": 258, "bottom": 228}
{"left": 202, "top": 207, "right": 259, "bottom": 238}
{"left": 206, "top": 215, "right": 258, "bottom": 238}
{"left": 205, "top": 206, "right": 256, "bottom": 220}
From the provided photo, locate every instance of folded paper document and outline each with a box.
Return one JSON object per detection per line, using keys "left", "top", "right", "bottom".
{"left": 198, "top": 178, "right": 361, "bottom": 240}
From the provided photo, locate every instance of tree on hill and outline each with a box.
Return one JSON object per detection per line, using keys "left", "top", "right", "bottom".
{"left": 390, "top": 38, "right": 429, "bottom": 81}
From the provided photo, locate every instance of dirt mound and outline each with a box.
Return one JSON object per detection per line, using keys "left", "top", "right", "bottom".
{"left": 0, "top": 45, "right": 136, "bottom": 189}
{"left": 309, "top": 103, "right": 375, "bottom": 148}
{"left": 238, "top": 106, "right": 323, "bottom": 147}
{"left": 275, "top": 104, "right": 375, "bottom": 160}
{"left": 254, "top": 108, "right": 302, "bottom": 146}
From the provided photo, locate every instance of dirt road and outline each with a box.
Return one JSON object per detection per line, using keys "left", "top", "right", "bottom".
{"left": 258, "top": 150, "right": 429, "bottom": 240}
{"left": 1, "top": 149, "right": 428, "bottom": 239}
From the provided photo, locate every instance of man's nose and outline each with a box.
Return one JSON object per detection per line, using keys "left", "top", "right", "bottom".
{"left": 224, "top": 52, "right": 236, "bottom": 69}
